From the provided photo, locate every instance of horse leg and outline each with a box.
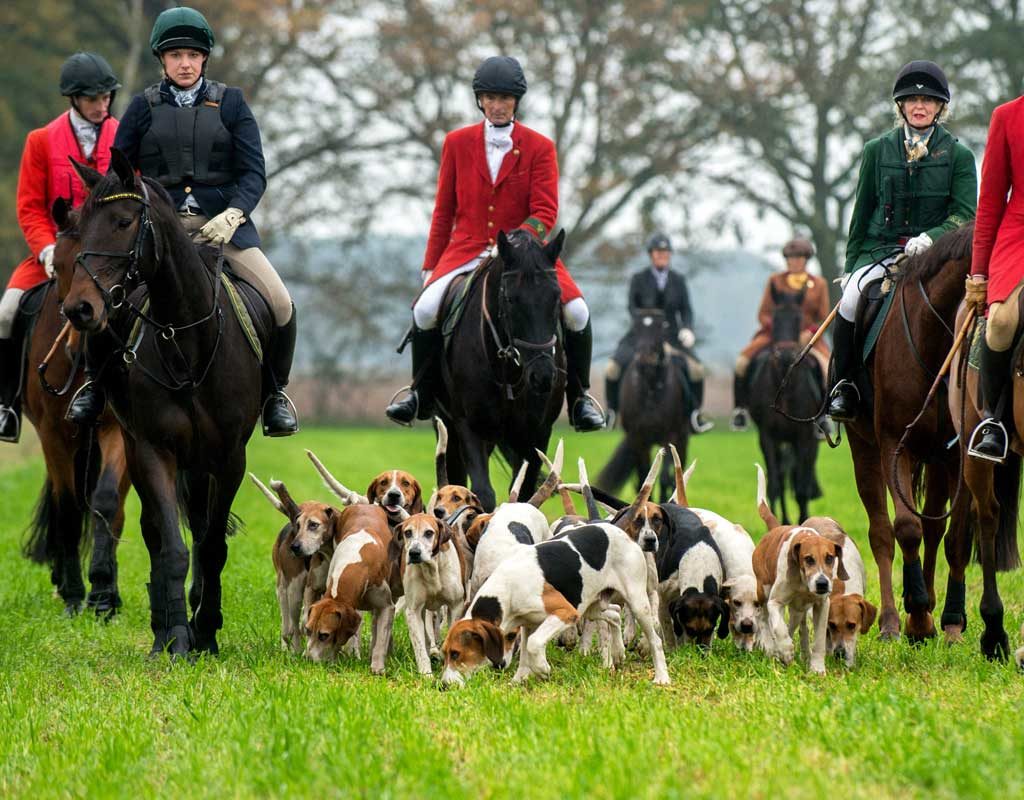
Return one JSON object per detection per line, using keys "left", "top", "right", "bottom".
{"left": 86, "top": 426, "right": 128, "bottom": 618}
{"left": 962, "top": 455, "right": 1008, "bottom": 658}
{"left": 132, "top": 442, "right": 193, "bottom": 657}
{"left": 631, "top": 441, "right": 651, "bottom": 496}
{"left": 37, "top": 429, "right": 86, "bottom": 615}
{"left": 887, "top": 447, "right": 935, "bottom": 642}
{"left": 794, "top": 432, "right": 819, "bottom": 523}
{"left": 456, "top": 423, "right": 495, "bottom": 511}
{"left": 443, "top": 422, "right": 468, "bottom": 488}
{"left": 759, "top": 429, "right": 787, "bottom": 525}
{"left": 847, "top": 429, "right": 899, "bottom": 638}
{"left": 941, "top": 468, "right": 973, "bottom": 643}
{"left": 919, "top": 464, "right": 949, "bottom": 613}
{"left": 190, "top": 463, "right": 244, "bottom": 655}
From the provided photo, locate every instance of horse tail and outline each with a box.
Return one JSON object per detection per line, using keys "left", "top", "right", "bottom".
{"left": 175, "top": 470, "right": 245, "bottom": 541}
{"left": 596, "top": 440, "right": 635, "bottom": 495}
{"left": 911, "top": 462, "right": 927, "bottom": 510}
{"left": 22, "top": 479, "right": 60, "bottom": 565}
{"left": 992, "top": 450, "right": 1021, "bottom": 572}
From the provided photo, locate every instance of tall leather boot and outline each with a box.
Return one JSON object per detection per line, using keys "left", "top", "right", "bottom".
{"left": 261, "top": 305, "right": 299, "bottom": 437}
{"left": 564, "top": 321, "right": 605, "bottom": 432}
{"left": 730, "top": 370, "right": 750, "bottom": 432}
{"left": 968, "top": 340, "right": 1012, "bottom": 463}
{"left": 385, "top": 326, "right": 442, "bottom": 425}
{"left": 826, "top": 316, "right": 860, "bottom": 422}
{"left": 0, "top": 337, "right": 22, "bottom": 443}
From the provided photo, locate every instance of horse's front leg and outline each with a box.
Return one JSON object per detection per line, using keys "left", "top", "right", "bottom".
{"left": 189, "top": 461, "right": 244, "bottom": 655}
{"left": 132, "top": 442, "right": 193, "bottom": 657}
{"left": 456, "top": 422, "right": 495, "bottom": 511}
{"left": 86, "top": 424, "right": 129, "bottom": 618}
{"left": 963, "top": 453, "right": 1009, "bottom": 659}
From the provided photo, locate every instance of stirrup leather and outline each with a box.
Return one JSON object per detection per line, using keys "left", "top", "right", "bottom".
{"left": 967, "top": 418, "right": 1009, "bottom": 464}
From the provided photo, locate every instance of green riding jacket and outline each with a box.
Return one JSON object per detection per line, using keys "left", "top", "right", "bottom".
{"left": 844, "top": 124, "right": 977, "bottom": 273}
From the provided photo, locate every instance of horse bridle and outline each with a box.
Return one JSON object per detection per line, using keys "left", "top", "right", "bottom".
{"left": 480, "top": 261, "right": 560, "bottom": 396}
{"left": 70, "top": 182, "right": 226, "bottom": 391}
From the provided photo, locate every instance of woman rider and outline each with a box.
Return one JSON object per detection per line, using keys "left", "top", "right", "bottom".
{"left": 828, "top": 60, "right": 977, "bottom": 422}
{"left": 0, "top": 52, "right": 120, "bottom": 443}
{"left": 68, "top": 6, "right": 299, "bottom": 437}
{"left": 385, "top": 56, "right": 605, "bottom": 432}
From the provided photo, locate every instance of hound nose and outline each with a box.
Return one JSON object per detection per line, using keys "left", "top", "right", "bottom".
{"left": 408, "top": 547, "right": 423, "bottom": 564}
{"left": 289, "top": 541, "right": 303, "bottom": 556}
{"left": 386, "top": 490, "right": 403, "bottom": 505}
{"left": 641, "top": 536, "right": 657, "bottom": 552}
{"left": 65, "top": 300, "right": 96, "bottom": 330}
{"left": 815, "top": 577, "right": 830, "bottom": 594}
{"left": 739, "top": 620, "right": 754, "bottom": 634}
{"left": 433, "top": 507, "right": 446, "bottom": 519}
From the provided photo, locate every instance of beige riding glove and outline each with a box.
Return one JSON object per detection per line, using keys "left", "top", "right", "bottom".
{"left": 198, "top": 207, "right": 246, "bottom": 245}
{"left": 965, "top": 276, "right": 988, "bottom": 315}
{"left": 39, "top": 243, "right": 56, "bottom": 278}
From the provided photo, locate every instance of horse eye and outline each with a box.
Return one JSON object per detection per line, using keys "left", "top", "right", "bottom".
{"left": 117, "top": 218, "right": 133, "bottom": 230}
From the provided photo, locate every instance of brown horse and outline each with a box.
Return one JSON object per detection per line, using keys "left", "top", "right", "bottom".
{"left": 19, "top": 198, "right": 131, "bottom": 616}
{"left": 844, "top": 224, "right": 975, "bottom": 642}
{"left": 948, "top": 303, "right": 1022, "bottom": 659}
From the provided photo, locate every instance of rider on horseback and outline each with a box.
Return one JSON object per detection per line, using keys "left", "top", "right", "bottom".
{"left": 0, "top": 52, "right": 121, "bottom": 443}
{"left": 604, "top": 232, "right": 712, "bottom": 433}
{"left": 731, "top": 238, "right": 830, "bottom": 432}
{"left": 66, "top": 6, "right": 299, "bottom": 437}
{"left": 966, "top": 92, "right": 1024, "bottom": 462}
{"left": 827, "top": 60, "right": 977, "bottom": 423}
{"left": 385, "top": 56, "right": 605, "bottom": 432}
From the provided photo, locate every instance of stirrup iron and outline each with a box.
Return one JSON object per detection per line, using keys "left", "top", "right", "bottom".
{"left": 967, "top": 418, "right": 1009, "bottom": 464}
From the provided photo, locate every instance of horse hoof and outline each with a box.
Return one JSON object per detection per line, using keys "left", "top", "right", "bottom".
{"left": 904, "top": 614, "right": 936, "bottom": 644}
{"left": 62, "top": 601, "right": 83, "bottom": 618}
{"left": 943, "top": 625, "right": 965, "bottom": 645}
{"left": 981, "top": 630, "right": 1009, "bottom": 661}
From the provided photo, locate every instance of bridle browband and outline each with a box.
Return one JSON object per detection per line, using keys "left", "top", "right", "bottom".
{"left": 70, "top": 181, "right": 226, "bottom": 391}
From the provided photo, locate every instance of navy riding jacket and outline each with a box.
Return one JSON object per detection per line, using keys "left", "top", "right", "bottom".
{"left": 113, "top": 78, "right": 266, "bottom": 250}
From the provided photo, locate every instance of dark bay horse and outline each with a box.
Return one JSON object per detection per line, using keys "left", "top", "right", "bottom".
{"left": 845, "top": 224, "right": 976, "bottom": 643}
{"left": 597, "top": 309, "right": 689, "bottom": 502}
{"left": 19, "top": 198, "right": 130, "bottom": 617}
{"left": 438, "top": 228, "right": 566, "bottom": 512}
{"left": 62, "top": 151, "right": 271, "bottom": 656}
{"left": 749, "top": 290, "right": 822, "bottom": 524}
{"left": 949, "top": 302, "right": 1022, "bottom": 659}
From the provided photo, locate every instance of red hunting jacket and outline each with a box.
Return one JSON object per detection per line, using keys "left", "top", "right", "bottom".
{"left": 972, "top": 95, "right": 1024, "bottom": 305}
{"left": 8, "top": 112, "right": 118, "bottom": 290}
{"left": 421, "top": 120, "right": 582, "bottom": 303}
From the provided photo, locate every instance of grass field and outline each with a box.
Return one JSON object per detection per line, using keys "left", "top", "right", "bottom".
{"left": 1, "top": 425, "right": 1023, "bottom": 799}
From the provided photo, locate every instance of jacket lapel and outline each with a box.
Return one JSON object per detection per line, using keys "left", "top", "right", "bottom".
{"left": 472, "top": 122, "right": 492, "bottom": 185}
{"left": 493, "top": 125, "right": 523, "bottom": 187}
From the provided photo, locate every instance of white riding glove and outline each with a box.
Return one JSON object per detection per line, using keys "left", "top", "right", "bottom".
{"left": 198, "top": 207, "right": 246, "bottom": 245}
{"left": 904, "top": 232, "right": 933, "bottom": 257}
{"left": 39, "top": 243, "right": 56, "bottom": 278}
{"left": 678, "top": 328, "right": 696, "bottom": 349}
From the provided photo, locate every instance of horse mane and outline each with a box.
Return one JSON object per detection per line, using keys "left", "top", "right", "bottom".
{"left": 900, "top": 221, "right": 975, "bottom": 283}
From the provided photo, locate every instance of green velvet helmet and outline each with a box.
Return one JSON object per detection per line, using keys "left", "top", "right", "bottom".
{"left": 150, "top": 7, "right": 215, "bottom": 55}
{"left": 59, "top": 52, "right": 121, "bottom": 97}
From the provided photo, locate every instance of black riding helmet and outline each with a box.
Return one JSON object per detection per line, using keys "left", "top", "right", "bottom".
{"left": 60, "top": 52, "right": 121, "bottom": 98}
{"left": 892, "top": 60, "right": 950, "bottom": 103}
{"left": 646, "top": 232, "right": 672, "bottom": 252}
{"left": 473, "top": 56, "right": 527, "bottom": 115}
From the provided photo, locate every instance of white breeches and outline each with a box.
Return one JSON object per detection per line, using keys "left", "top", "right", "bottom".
{"left": 838, "top": 256, "right": 898, "bottom": 322}
{"left": 413, "top": 253, "right": 590, "bottom": 332}
{"left": 0, "top": 288, "right": 25, "bottom": 339}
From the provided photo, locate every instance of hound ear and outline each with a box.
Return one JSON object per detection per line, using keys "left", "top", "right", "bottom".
{"left": 410, "top": 481, "right": 424, "bottom": 514}
{"left": 438, "top": 521, "right": 452, "bottom": 548}
{"left": 834, "top": 543, "right": 850, "bottom": 581}
{"left": 477, "top": 622, "right": 506, "bottom": 667}
{"left": 110, "top": 147, "right": 136, "bottom": 188}
{"left": 716, "top": 596, "right": 730, "bottom": 640}
{"left": 469, "top": 492, "right": 483, "bottom": 511}
{"left": 542, "top": 229, "right": 566, "bottom": 264}
{"left": 720, "top": 579, "right": 734, "bottom": 600}
{"left": 787, "top": 538, "right": 803, "bottom": 583}
{"left": 365, "top": 478, "right": 380, "bottom": 503}
{"left": 69, "top": 157, "right": 103, "bottom": 191}
{"left": 859, "top": 598, "right": 878, "bottom": 633}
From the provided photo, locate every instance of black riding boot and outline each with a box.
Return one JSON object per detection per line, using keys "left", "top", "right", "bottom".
{"left": 564, "top": 321, "right": 605, "bottom": 432}
{"left": 385, "top": 326, "right": 442, "bottom": 425}
{"left": 968, "top": 341, "right": 1013, "bottom": 463}
{"left": 827, "top": 316, "right": 860, "bottom": 422}
{"left": 65, "top": 359, "right": 105, "bottom": 426}
{"left": 262, "top": 305, "right": 299, "bottom": 437}
{"left": 731, "top": 370, "right": 750, "bottom": 432}
{"left": 688, "top": 375, "right": 713, "bottom": 433}
{"left": 0, "top": 337, "right": 22, "bottom": 443}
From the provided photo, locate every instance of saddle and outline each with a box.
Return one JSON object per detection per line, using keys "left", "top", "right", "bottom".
{"left": 438, "top": 259, "right": 490, "bottom": 351}
{"left": 858, "top": 275, "right": 898, "bottom": 363}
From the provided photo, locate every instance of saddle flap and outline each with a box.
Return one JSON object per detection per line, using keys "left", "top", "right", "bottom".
{"left": 859, "top": 276, "right": 897, "bottom": 363}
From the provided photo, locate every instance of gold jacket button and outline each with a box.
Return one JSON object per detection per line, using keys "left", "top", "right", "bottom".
{"left": 487, "top": 221, "right": 494, "bottom": 228}
{"left": 513, "top": 149, "right": 520, "bottom": 156}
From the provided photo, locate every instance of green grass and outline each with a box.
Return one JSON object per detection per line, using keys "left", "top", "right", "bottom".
{"left": 1, "top": 426, "right": 1022, "bottom": 799}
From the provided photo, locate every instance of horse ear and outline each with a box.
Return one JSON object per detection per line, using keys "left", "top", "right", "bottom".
{"left": 542, "top": 229, "right": 566, "bottom": 264}
{"left": 51, "top": 197, "right": 71, "bottom": 231}
{"left": 69, "top": 157, "right": 103, "bottom": 191}
{"left": 496, "top": 230, "right": 512, "bottom": 262}
{"left": 110, "top": 148, "right": 136, "bottom": 188}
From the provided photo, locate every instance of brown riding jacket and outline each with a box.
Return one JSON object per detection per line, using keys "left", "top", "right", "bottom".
{"left": 741, "top": 271, "right": 831, "bottom": 360}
